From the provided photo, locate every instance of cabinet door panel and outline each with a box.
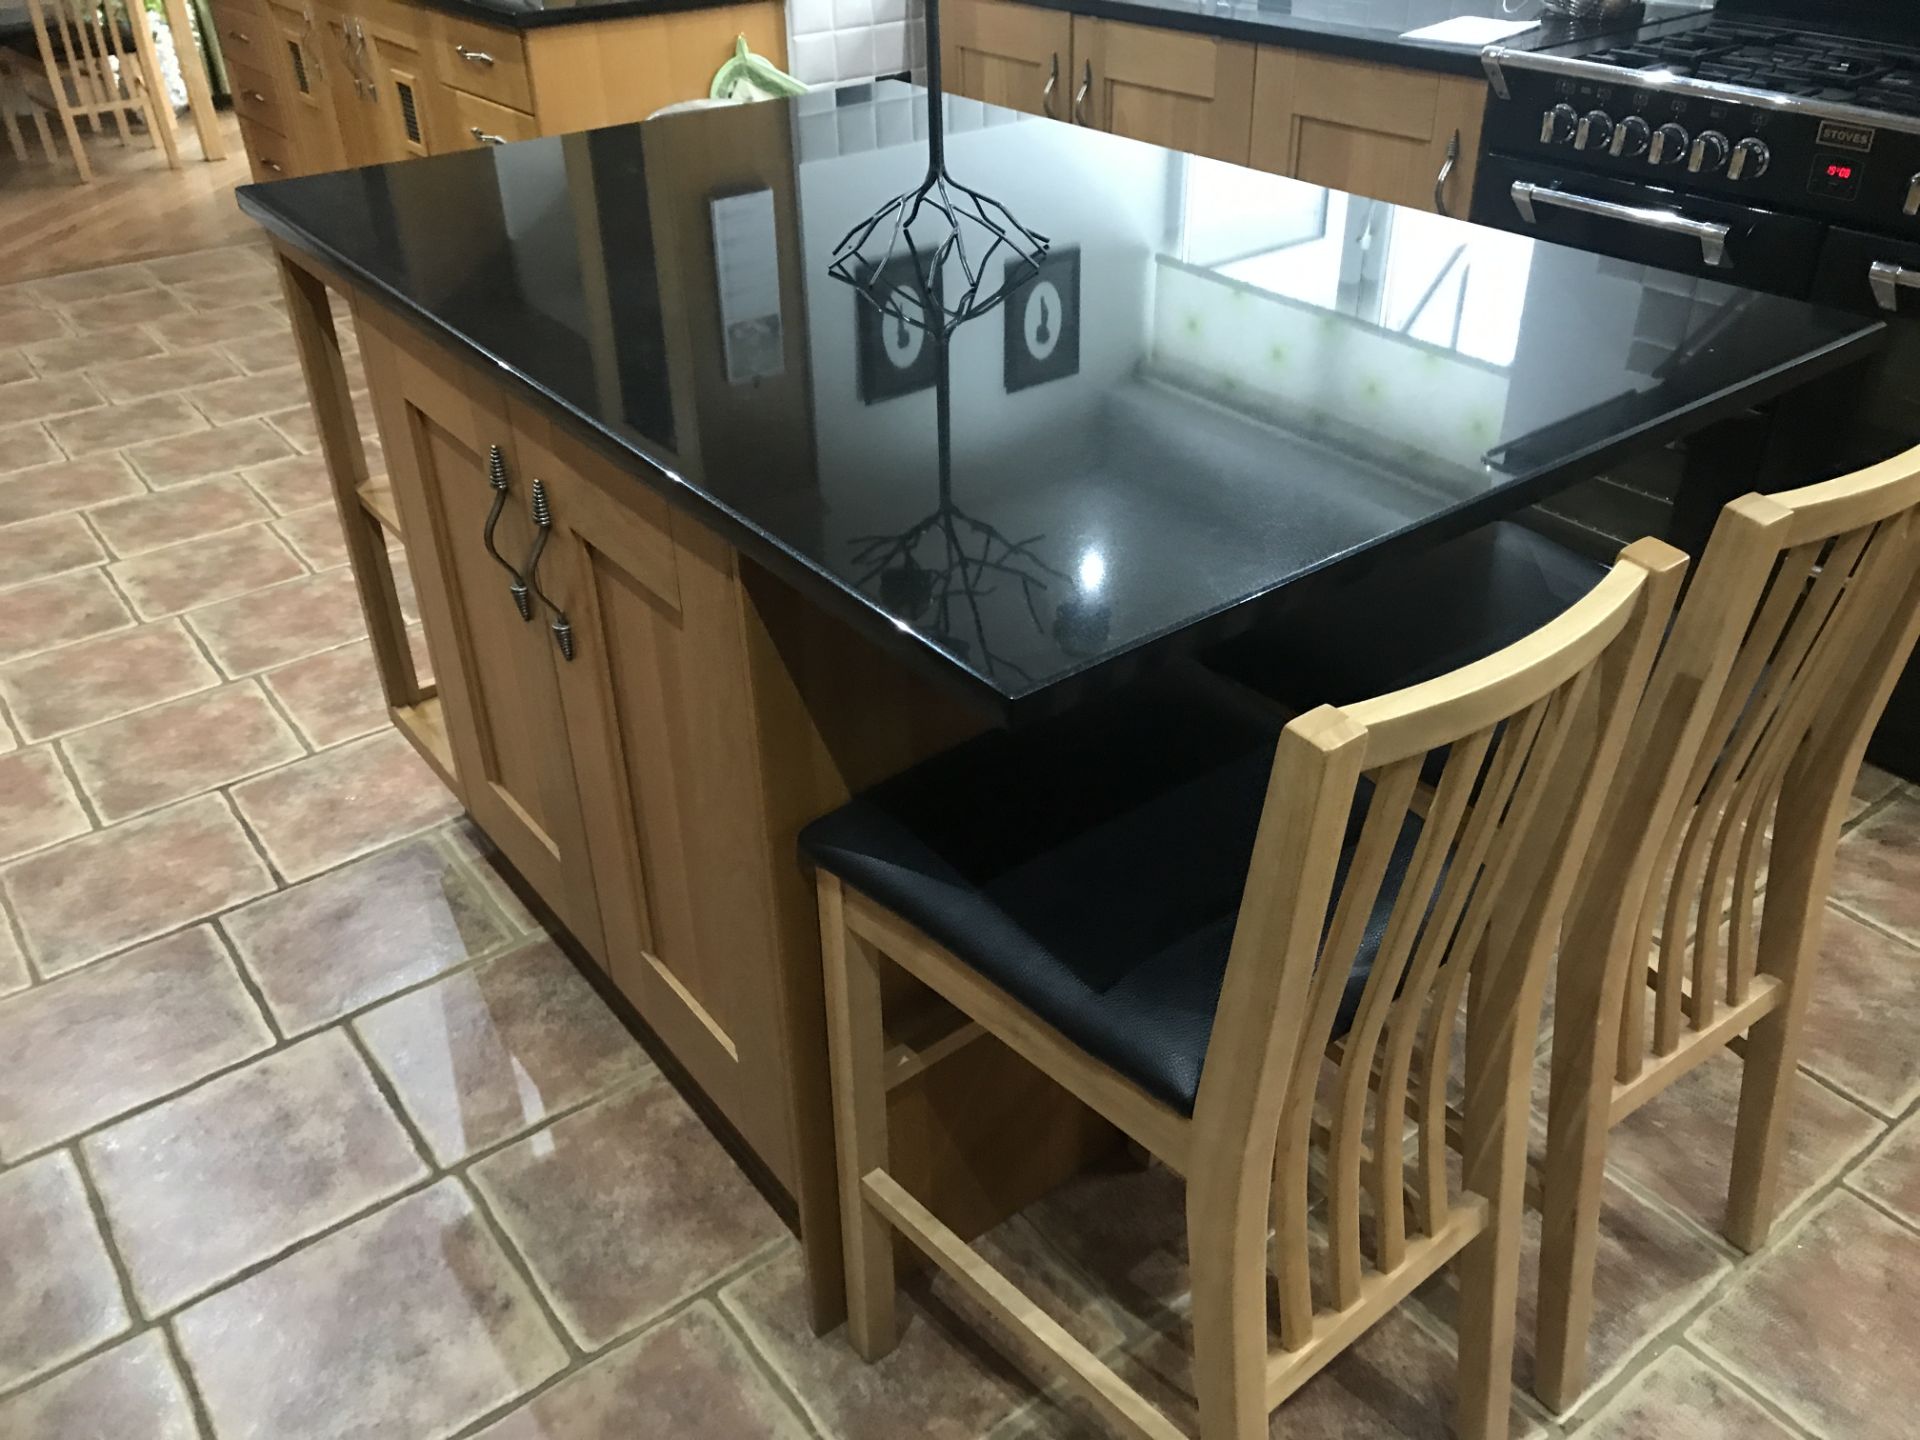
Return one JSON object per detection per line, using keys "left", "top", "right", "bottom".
{"left": 266, "top": 1, "right": 344, "bottom": 174}
{"left": 1076, "top": 17, "right": 1254, "bottom": 164}
{"left": 942, "top": 0, "right": 1072, "bottom": 120}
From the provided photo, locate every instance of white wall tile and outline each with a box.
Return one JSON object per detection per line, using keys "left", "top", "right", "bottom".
{"left": 835, "top": 26, "right": 876, "bottom": 81}
{"left": 787, "top": 0, "right": 921, "bottom": 84}
{"left": 791, "top": 31, "right": 839, "bottom": 85}
{"left": 832, "top": 0, "right": 874, "bottom": 28}
{"left": 789, "top": 0, "right": 835, "bottom": 35}
{"left": 871, "top": 20, "right": 909, "bottom": 74}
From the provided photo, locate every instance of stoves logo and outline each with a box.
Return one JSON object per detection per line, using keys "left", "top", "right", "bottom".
{"left": 1817, "top": 121, "right": 1876, "bottom": 153}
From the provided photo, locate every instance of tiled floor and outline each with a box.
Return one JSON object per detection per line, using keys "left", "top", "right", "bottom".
{"left": 2, "top": 243, "right": 1919, "bottom": 1440}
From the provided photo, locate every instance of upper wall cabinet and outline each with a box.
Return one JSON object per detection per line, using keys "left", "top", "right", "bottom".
{"left": 1070, "top": 17, "right": 1254, "bottom": 166}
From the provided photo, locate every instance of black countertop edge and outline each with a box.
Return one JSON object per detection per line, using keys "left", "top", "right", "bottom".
{"left": 242, "top": 193, "right": 1888, "bottom": 728}
{"left": 398, "top": 0, "right": 763, "bottom": 32}
{"left": 1018, "top": 0, "right": 1497, "bottom": 77}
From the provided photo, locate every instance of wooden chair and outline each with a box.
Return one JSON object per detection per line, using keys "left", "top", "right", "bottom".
{"left": 1533, "top": 442, "right": 1920, "bottom": 1411}
{"left": 804, "top": 538, "right": 1683, "bottom": 1440}
{"left": 0, "top": 0, "right": 179, "bottom": 181}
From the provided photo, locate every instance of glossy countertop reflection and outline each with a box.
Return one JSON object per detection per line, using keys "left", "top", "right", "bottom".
{"left": 239, "top": 85, "right": 1884, "bottom": 718}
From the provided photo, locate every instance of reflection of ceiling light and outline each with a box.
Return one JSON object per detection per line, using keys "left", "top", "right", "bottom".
{"left": 1078, "top": 548, "right": 1106, "bottom": 593}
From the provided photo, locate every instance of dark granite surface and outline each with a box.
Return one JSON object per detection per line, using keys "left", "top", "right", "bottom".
{"left": 239, "top": 83, "right": 1883, "bottom": 718}
{"left": 403, "top": 0, "right": 771, "bottom": 31}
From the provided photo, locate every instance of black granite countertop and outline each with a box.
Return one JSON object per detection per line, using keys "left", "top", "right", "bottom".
{"left": 239, "top": 83, "right": 1883, "bottom": 718}
{"left": 1014, "top": 0, "right": 1709, "bottom": 77}
{"left": 401, "top": 0, "right": 763, "bottom": 32}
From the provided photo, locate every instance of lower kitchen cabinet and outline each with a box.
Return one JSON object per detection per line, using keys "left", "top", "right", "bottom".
{"left": 943, "top": 0, "right": 1073, "bottom": 120}
{"left": 1071, "top": 16, "right": 1254, "bottom": 165}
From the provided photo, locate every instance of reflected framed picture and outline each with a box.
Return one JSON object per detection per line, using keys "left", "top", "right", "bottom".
{"left": 855, "top": 253, "right": 938, "bottom": 404}
{"left": 1004, "top": 246, "right": 1080, "bottom": 393}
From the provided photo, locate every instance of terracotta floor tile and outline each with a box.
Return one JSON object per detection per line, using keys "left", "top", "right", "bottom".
{"left": 175, "top": 273, "right": 276, "bottom": 312}
{"left": 0, "top": 748, "right": 90, "bottom": 862}
{"left": 473, "top": 1081, "right": 784, "bottom": 1347}
{"left": 0, "top": 620, "right": 218, "bottom": 741}
{"left": 189, "top": 366, "right": 313, "bottom": 425}
{"left": 231, "top": 728, "right": 461, "bottom": 880}
{"left": 0, "top": 372, "right": 104, "bottom": 428}
{"left": 61, "top": 682, "right": 304, "bottom": 823}
{"left": 274, "top": 503, "right": 349, "bottom": 570}
{"left": 1797, "top": 904, "right": 1920, "bottom": 1117}
{"left": 1830, "top": 792, "right": 1920, "bottom": 944}
{"left": 357, "top": 938, "right": 653, "bottom": 1165}
{"left": 1569, "top": 1349, "right": 1794, "bottom": 1439}
{"left": 22, "top": 326, "right": 163, "bottom": 376}
{"left": 84, "top": 1030, "right": 428, "bottom": 1315}
{"left": 173, "top": 1181, "right": 567, "bottom": 1440}
{"left": 0, "top": 308, "right": 68, "bottom": 347}
{"left": 0, "top": 569, "right": 131, "bottom": 665}
{"left": 267, "top": 403, "right": 322, "bottom": 452}
{"left": 242, "top": 451, "right": 332, "bottom": 513}
{"left": 148, "top": 302, "right": 284, "bottom": 351}
{"left": 111, "top": 523, "right": 304, "bottom": 619}
{"left": 186, "top": 564, "right": 367, "bottom": 676}
{"left": 222, "top": 329, "right": 301, "bottom": 375}
{"left": 124, "top": 416, "right": 293, "bottom": 487}
{"left": 441, "top": 819, "right": 542, "bottom": 935}
{"left": 1849, "top": 1112, "right": 1920, "bottom": 1230}
{"left": 64, "top": 288, "right": 187, "bottom": 331}
{"left": 0, "top": 512, "right": 105, "bottom": 590}
{"left": 261, "top": 640, "right": 386, "bottom": 748}
{"left": 146, "top": 245, "right": 274, "bottom": 286}
{"left": 1693, "top": 1191, "right": 1920, "bottom": 1440}
{"left": 48, "top": 394, "right": 206, "bottom": 457}
{"left": 0, "top": 454, "right": 142, "bottom": 527}
{"left": 0, "top": 349, "right": 31, "bottom": 384}
{"left": 223, "top": 835, "right": 513, "bottom": 1033}
{"left": 0, "top": 919, "right": 26, "bottom": 996}
{"left": 85, "top": 475, "right": 272, "bottom": 558}
{"left": 0, "top": 423, "right": 62, "bottom": 474}
{"left": 0, "top": 1332, "right": 198, "bottom": 1440}
{"left": 0, "top": 925, "right": 273, "bottom": 1156}
{"left": 1, "top": 793, "right": 275, "bottom": 977}
{"left": 476, "top": 1302, "right": 812, "bottom": 1440}
{"left": 89, "top": 344, "right": 239, "bottom": 403}
{"left": 29, "top": 263, "right": 159, "bottom": 306}
{"left": 0, "top": 1152, "right": 131, "bottom": 1389}
{"left": 1597, "top": 1050, "right": 1883, "bottom": 1237}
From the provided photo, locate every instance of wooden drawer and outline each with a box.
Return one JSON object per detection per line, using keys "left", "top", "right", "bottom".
{"left": 209, "top": 0, "right": 270, "bottom": 66}
{"left": 446, "top": 87, "right": 539, "bottom": 149}
{"left": 429, "top": 13, "right": 531, "bottom": 113}
{"left": 237, "top": 114, "right": 296, "bottom": 181}
{"left": 228, "top": 58, "right": 286, "bottom": 132}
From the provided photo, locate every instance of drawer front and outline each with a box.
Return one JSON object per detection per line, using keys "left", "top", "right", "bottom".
{"left": 228, "top": 58, "right": 285, "bottom": 131}
{"left": 237, "top": 114, "right": 296, "bottom": 180}
{"left": 209, "top": 0, "right": 269, "bottom": 65}
{"left": 447, "top": 87, "right": 539, "bottom": 149}
{"left": 429, "top": 14, "right": 531, "bottom": 113}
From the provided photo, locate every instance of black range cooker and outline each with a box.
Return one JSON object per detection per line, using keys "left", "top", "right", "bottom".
{"left": 1471, "top": 0, "right": 1920, "bottom": 774}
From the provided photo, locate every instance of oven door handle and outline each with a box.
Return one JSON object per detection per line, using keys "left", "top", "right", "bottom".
{"left": 1869, "top": 261, "right": 1920, "bottom": 312}
{"left": 1510, "top": 181, "right": 1731, "bottom": 269}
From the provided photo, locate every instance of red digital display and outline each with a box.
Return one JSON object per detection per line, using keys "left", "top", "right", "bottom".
{"left": 1828, "top": 163, "right": 1855, "bottom": 179}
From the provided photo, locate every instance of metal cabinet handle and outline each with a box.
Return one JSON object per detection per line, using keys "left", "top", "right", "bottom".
{"left": 454, "top": 42, "right": 494, "bottom": 65}
{"left": 481, "top": 444, "right": 533, "bottom": 620}
{"left": 469, "top": 126, "right": 506, "bottom": 146}
{"left": 263, "top": 158, "right": 284, "bottom": 173}
{"left": 300, "top": 7, "right": 323, "bottom": 81}
{"left": 227, "top": 27, "right": 250, "bottom": 41}
{"left": 1041, "top": 52, "right": 1058, "bottom": 119}
{"left": 1510, "top": 180, "right": 1731, "bottom": 267}
{"left": 245, "top": 89, "right": 268, "bottom": 103}
{"left": 523, "top": 479, "right": 574, "bottom": 660}
{"left": 1073, "top": 59, "right": 1090, "bottom": 126}
{"left": 1869, "top": 261, "right": 1920, "bottom": 312}
{"left": 1434, "top": 129, "right": 1460, "bottom": 217}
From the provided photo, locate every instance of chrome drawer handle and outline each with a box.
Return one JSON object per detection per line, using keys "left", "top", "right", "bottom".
{"left": 245, "top": 89, "right": 267, "bottom": 103}
{"left": 1510, "top": 180, "right": 1731, "bottom": 268}
{"left": 470, "top": 127, "right": 506, "bottom": 146}
{"left": 227, "top": 27, "right": 249, "bottom": 41}
{"left": 1434, "top": 129, "right": 1460, "bottom": 217}
{"left": 481, "top": 444, "right": 533, "bottom": 621}
{"left": 1073, "top": 59, "right": 1090, "bottom": 125}
{"left": 454, "top": 43, "right": 494, "bottom": 65}
{"left": 1041, "top": 53, "right": 1057, "bottom": 119}
{"left": 524, "top": 479, "right": 574, "bottom": 660}
{"left": 1869, "top": 261, "right": 1920, "bottom": 312}
{"left": 263, "top": 158, "right": 283, "bottom": 173}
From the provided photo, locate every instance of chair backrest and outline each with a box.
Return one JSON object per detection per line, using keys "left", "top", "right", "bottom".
{"left": 1191, "top": 535, "right": 1685, "bottom": 1352}
{"left": 1568, "top": 443, "right": 1920, "bottom": 1086}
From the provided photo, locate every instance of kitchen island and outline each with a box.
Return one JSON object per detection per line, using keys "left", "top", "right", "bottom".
{"left": 238, "top": 83, "right": 1882, "bottom": 1326}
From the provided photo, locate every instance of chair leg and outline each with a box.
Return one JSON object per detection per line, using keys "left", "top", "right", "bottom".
{"left": 818, "top": 874, "right": 900, "bottom": 1362}
{"left": 1185, "top": 1176, "right": 1271, "bottom": 1440}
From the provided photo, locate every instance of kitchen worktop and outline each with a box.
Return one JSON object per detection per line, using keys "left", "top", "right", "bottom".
{"left": 399, "top": 0, "right": 763, "bottom": 31}
{"left": 1013, "top": 0, "right": 1710, "bottom": 77}
{"left": 239, "top": 83, "right": 1883, "bottom": 719}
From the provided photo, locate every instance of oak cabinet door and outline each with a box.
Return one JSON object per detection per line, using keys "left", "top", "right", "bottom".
{"left": 1073, "top": 17, "right": 1254, "bottom": 164}
{"left": 359, "top": 318, "right": 606, "bottom": 956}
{"left": 512, "top": 405, "right": 799, "bottom": 1188}
{"left": 265, "top": 0, "right": 345, "bottom": 175}
{"left": 942, "top": 0, "right": 1072, "bottom": 121}
{"left": 1249, "top": 47, "right": 1484, "bottom": 214}
{"left": 364, "top": 18, "right": 437, "bottom": 160}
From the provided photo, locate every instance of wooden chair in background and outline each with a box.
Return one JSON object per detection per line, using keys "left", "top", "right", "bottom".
{"left": 1535, "top": 442, "right": 1920, "bottom": 1411}
{"left": 804, "top": 538, "right": 1682, "bottom": 1440}
{"left": 0, "top": 0, "right": 179, "bottom": 181}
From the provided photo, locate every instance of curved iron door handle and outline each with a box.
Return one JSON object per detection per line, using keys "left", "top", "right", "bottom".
{"left": 1434, "top": 129, "right": 1460, "bottom": 217}
{"left": 1073, "top": 60, "right": 1091, "bottom": 126}
{"left": 1041, "top": 53, "right": 1058, "bottom": 119}
{"left": 523, "top": 479, "right": 575, "bottom": 661}
{"left": 481, "top": 444, "right": 533, "bottom": 620}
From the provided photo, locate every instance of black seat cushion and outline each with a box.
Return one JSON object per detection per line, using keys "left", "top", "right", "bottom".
{"left": 800, "top": 675, "right": 1424, "bottom": 1116}
{"left": 1208, "top": 521, "right": 1608, "bottom": 711}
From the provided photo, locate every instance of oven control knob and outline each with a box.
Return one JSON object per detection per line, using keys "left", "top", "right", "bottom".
{"left": 1728, "top": 137, "right": 1773, "bottom": 182}
{"left": 1610, "top": 115, "right": 1652, "bottom": 160}
{"left": 1649, "top": 123, "right": 1690, "bottom": 166}
{"left": 1540, "top": 103, "right": 1579, "bottom": 146}
{"left": 1688, "top": 130, "right": 1730, "bottom": 174}
{"left": 1574, "top": 110, "right": 1615, "bottom": 153}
